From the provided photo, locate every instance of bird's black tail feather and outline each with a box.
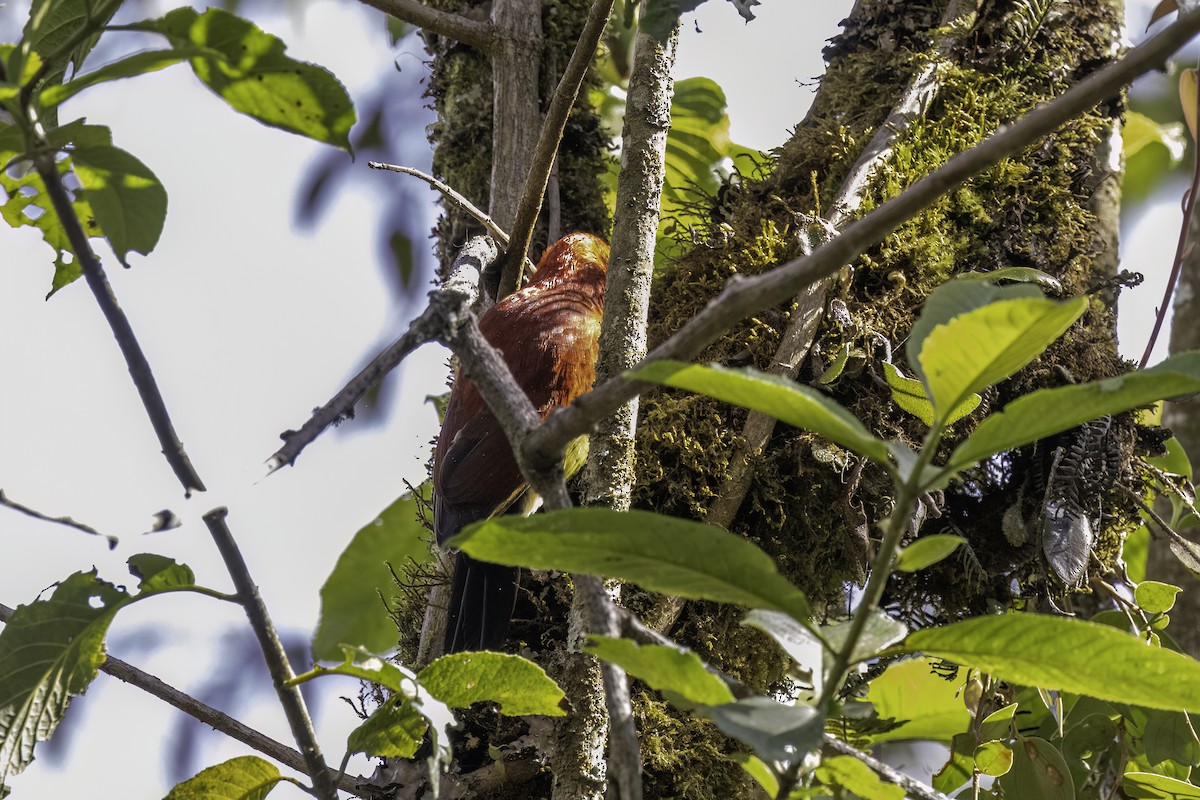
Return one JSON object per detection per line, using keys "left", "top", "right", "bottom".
{"left": 444, "top": 553, "right": 518, "bottom": 653}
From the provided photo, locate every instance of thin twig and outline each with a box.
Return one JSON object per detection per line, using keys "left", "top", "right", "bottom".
{"left": 1140, "top": 51, "right": 1200, "bottom": 367}
{"left": 268, "top": 236, "right": 499, "bottom": 472}
{"left": 356, "top": 0, "right": 494, "bottom": 52}
{"left": 522, "top": 8, "right": 1200, "bottom": 474}
{"left": 201, "top": 509, "right": 338, "bottom": 800}
{"left": 368, "top": 162, "right": 518, "bottom": 251}
{"left": 29, "top": 152, "right": 205, "bottom": 495}
{"left": 0, "top": 602, "right": 368, "bottom": 797}
{"left": 0, "top": 489, "right": 117, "bottom": 548}
{"left": 495, "top": 0, "right": 617, "bottom": 296}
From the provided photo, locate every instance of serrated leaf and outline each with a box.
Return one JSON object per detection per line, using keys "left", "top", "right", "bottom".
{"left": 0, "top": 557, "right": 197, "bottom": 791}
{"left": 71, "top": 144, "right": 166, "bottom": 265}
{"left": 697, "top": 697, "right": 823, "bottom": 763}
{"left": 127, "top": 8, "right": 354, "bottom": 150}
{"left": 815, "top": 755, "right": 905, "bottom": 800}
{"left": 346, "top": 695, "right": 427, "bottom": 758}
{"left": 585, "top": 637, "right": 734, "bottom": 708}
{"left": 902, "top": 614, "right": 1200, "bottom": 712}
{"left": 894, "top": 535, "right": 966, "bottom": 572}
{"left": 450, "top": 507, "right": 812, "bottom": 625}
{"left": 164, "top": 755, "right": 282, "bottom": 800}
{"left": 945, "top": 352, "right": 1200, "bottom": 475}
{"left": 629, "top": 361, "right": 890, "bottom": 464}
{"left": 1124, "top": 771, "right": 1200, "bottom": 799}
{"left": 418, "top": 652, "right": 565, "bottom": 717}
{"left": 1136, "top": 581, "right": 1182, "bottom": 615}
{"left": 0, "top": 155, "right": 98, "bottom": 294}
{"left": 919, "top": 296, "right": 1087, "bottom": 423}
{"left": 313, "top": 486, "right": 434, "bottom": 662}
{"left": 864, "top": 657, "right": 972, "bottom": 743}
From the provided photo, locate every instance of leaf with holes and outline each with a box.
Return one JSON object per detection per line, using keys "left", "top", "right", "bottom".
{"left": 0, "top": 557, "right": 198, "bottom": 794}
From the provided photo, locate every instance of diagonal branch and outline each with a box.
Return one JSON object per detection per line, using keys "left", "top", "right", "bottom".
{"left": 30, "top": 152, "right": 205, "bottom": 495}
{"left": 495, "top": 0, "right": 617, "bottom": 296}
{"left": 357, "top": 0, "right": 494, "bottom": 52}
{"left": 521, "top": 6, "right": 1200, "bottom": 475}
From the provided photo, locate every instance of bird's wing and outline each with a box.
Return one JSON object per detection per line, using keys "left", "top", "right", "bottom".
{"left": 434, "top": 405, "right": 528, "bottom": 545}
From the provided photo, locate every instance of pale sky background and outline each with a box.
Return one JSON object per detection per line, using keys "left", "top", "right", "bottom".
{"left": 0, "top": 1, "right": 1187, "bottom": 797}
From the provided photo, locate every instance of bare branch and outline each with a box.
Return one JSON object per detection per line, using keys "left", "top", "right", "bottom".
{"left": 201, "top": 509, "right": 338, "bottom": 799}
{"left": 522, "top": 7, "right": 1200, "bottom": 474}
{"left": 821, "top": 736, "right": 954, "bottom": 800}
{"left": 0, "top": 602, "right": 369, "bottom": 797}
{"left": 496, "top": 0, "right": 617, "bottom": 296}
{"left": 358, "top": 0, "right": 493, "bottom": 52}
{"left": 0, "top": 489, "right": 117, "bottom": 548}
{"left": 268, "top": 237, "right": 499, "bottom": 471}
{"left": 29, "top": 153, "right": 205, "bottom": 495}
{"left": 368, "top": 161, "right": 518, "bottom": 251}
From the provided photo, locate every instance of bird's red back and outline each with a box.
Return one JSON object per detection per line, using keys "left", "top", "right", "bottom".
{"left": 433, "top": 232, "right": 609, "bottom": 544}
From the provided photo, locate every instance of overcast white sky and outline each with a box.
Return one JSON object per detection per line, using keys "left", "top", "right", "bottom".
{"left": 0, "top": 0, "right": 1186, "bottom": 797}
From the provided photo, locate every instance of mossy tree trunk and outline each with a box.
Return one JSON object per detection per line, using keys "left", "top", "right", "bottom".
{"left": 417, "top": 1, "right": 1133, "bottom": 797}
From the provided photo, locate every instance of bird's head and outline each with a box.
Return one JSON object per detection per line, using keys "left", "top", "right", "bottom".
{"left": 529, "top": 232, "right": 609, "bottom": 288}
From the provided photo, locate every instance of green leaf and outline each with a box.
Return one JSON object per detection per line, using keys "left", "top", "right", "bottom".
{"left": 40, "top": 49, "right": 195, "bottom": 107}
{"left": 975, "top": 740, "right": 1014, "bottom": 777}
{"left": 907, "top": 281, "right": 1042, "bottom": 385}
{"left": 313, "top": 487, "right": 434, "bottom": 662}
{"left": 1142, "top": 710, "right": 1200, "bottom": 768}
{"left": 742, "top": 609, "right": 825, "bottom": 682}
{"left": 863, "top": 657, "right": 972, "bottom": 743}
{"left": 628, "top": 361, "right": 890, "bottom": 465}
{"left": 902, "top": 614, "right": 1200, "bottom": 712}
{"left": 933, "top": 732, "right": 975, "bottom": 794}
{"left": 1124, "top": 771, "right": 1200, "bottom": 799}
{"left": 697, "top": 697, "right": 823, "bottom": 763}
{"left": 883, "top": 362, "right": 979, "bottom": 426}
{"left": 450, "top": 507, "right": 813, "bottom": 625}
{"left": 954, "top": 267, "right": 1064, "bottom": 293}
{"left": 0, "top": 557, "right": 197, "bottom": 792}
{"left": 893, "top": 535, "right": 966, "bottom": 572}
{"left": 22, "top": 0, "right": 121, "bottom": 124}
{"left": 164, "top": 755, "right": 282, "bottom": 800}
{"left": 0, "top": 154, "right": 97, "bottom": 294}
{"left": 815, "top": 755, "right": 905, "bottom": 800}
{"left": 71, "top": 144, "right": 166, "bottom": 265}
{"left": 417, "top": 652, "right": 565, "bottom": 717}
{"left": 584, "top": 636, "right": 735, "bottom": 708}
{"left": 1136, "top": 581, "right": 1182, "bottom": 616}
{"left": 128, "top": 8, "right": 354, "bottom": 150}
{"left": 731, "top": 752, "right": 779, "bottom": 797}
{"left": 997, "top": 737, "right": 1074, "bottom": 800}
{"left": 945, "top": 352, "right": 1200, "bottom": 474}
{"left": 1124, "top": 110, "right": 1188, "bottom": 163}
{"left": 979, "top": 703, "right": 1019, "bottom": 740}
{"left": 290, "top": 645, "right": 453, "bottom": 764}
{"left": 919, "top": 295, "right": 1087, "bottom": 423}
{"left": 346, "top": 695, "right": 427, "bottom": 758}
{"left": 1060, "top": 712, "right": 1116, "bottom": 762}
{"left": 823, "top": 610, "right": 908, "bottom": 664}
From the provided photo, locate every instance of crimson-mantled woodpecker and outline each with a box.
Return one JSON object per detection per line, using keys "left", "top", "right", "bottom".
{"left": 433, "top": 232, "right": 609, "bottom": 653}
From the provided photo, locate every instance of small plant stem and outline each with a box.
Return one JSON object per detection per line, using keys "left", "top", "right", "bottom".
{"left": 202, "top": 508, "right": 338, "bottom": 800}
